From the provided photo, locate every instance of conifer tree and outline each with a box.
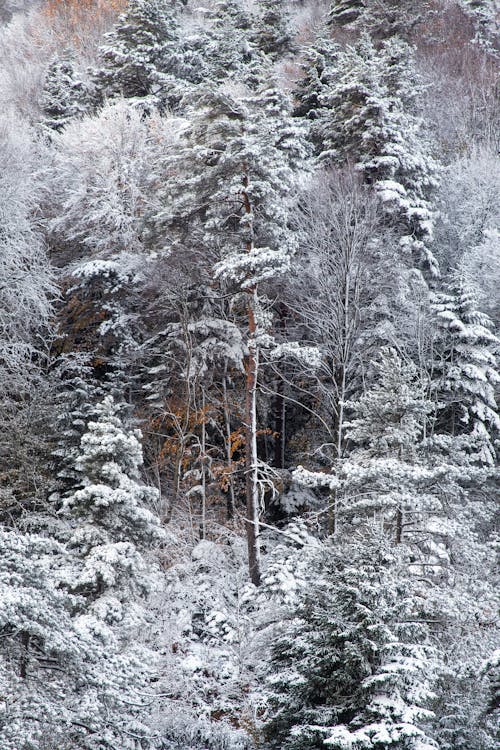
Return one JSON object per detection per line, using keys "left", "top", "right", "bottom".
{"left": 264, "top": 537, "right": 439, "bottom": 750}
{"left": 40, "top": 50, "right": 89, "bottom": 132}
{"left": 294, "top": 348, "right": 455, "bottom": 546}
{"left": 251, "top": 0, "right": 294, "bottom": 59}
{"left": 91, "top": 0, "right": 197, "bottom": 109}
{"left": 297, "top": 34, "right": 439, "bottom": 273}
{"left": 0, "top": 525, "right": 156, "bottom": 749}
{"left": 200, "top": 0, "right": 257, "bottom": 83}
{"left": 431, "top": 275, "right": 499, "bottom": 466}
{"left": 63, "top": 396, "right": 164, "bottom": 619}
{"left": 154, "top": 72, "right": 308, "bottom": 584}
{"left": 329, "top": 0, "right": 431, "bottom": 40}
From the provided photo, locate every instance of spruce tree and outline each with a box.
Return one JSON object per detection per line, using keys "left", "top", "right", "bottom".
{"left": 264, "top": 537, "right": 439, "bottom": 750}
{"left": 251, "top": 0, "right": 295, "bottom": 59}
{"left": 0, "top": 525, "right": 155, "bottom": 749}
{"left": 297, "top": 34, "right": 439, "bottom": 273}
{"left": 329, "top": 0, "right": 431, "bottom": 40}
{"left": 63, "top": 396, "right": 164, "bottom": 618}
{"left": 91, "top": 0, "right": 196, "bottom": 109}
{"left": 40, "top": 51, "right": 89, "bottom": 132}
{"left": 431, "top": 275, "right": 499, "bottom": 466}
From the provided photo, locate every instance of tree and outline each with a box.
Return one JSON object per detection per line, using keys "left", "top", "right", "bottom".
{"left": 0, "top": 522, "right": 158, "bottom": 749}
{"left": 153, "top": 73, "right": 308, "bottom": 583}
{"left": 433, "top": 147, "right": 500, "bottom": 276}
{"left": 40, "top": 49, "right": 90, "bottom": 132}
{"left": 263, "top": 537, "right": 439, "bottom": 750}
{"left": 430, "top": 275, "right": 499, "bottom": 466}
{"left": 297, "top": 34, "right": 439, "bottom": 273}
{"left": 91, "top": 0, "right": 201, "bottom": 109}
{"left": 45, "top": 99, "right": 166, "bottom": 258}
{"left": 251, "top": 0, "right": 294, "bottom": 58}
{"left": 460, "top": 0, "right": 500, "bottom": 54}
{"left": 328, "top": 0, "right": 432, "bottom": 40}
{"left": 0, "top": 526, "right": 91, "bottom": 749}
{"left": 294, "top": 347, "right": 455, "bottom": 546}
{"left": 63, "top": 396, "right": 164, "bottom": 615}
{"left": 287, "top": 170, "right": 405, "bottom": 470}
{"left": 208, "top": 82, "right": 308, "bottom": 585}
{"left": 0, "top": 113, "right": 55, "bottom": 507}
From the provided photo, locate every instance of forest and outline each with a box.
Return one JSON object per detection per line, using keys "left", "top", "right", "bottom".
{"left": 0, "top": 0, "right": 498, "bottom": 748}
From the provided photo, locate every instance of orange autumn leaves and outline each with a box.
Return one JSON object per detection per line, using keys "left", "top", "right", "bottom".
{"left": 41, "top": 0, "right": 127, "bottom": 51}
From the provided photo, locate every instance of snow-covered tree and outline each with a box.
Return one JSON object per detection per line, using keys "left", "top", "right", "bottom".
{"left": 328, "top": 0, "right": 432, "bottom": 40}
{"left": 433, "top": 147, "right": 500, "bottom": 275}
{"left": 460, "top": 0, "right": 500, "bottom": 54}
{"left": 297, "top": 34, "right": 439, "bottom": 273}
{"left": 40, "top": 50, "right": 90, "bottom": 132}
{"left": 63, "top": 396, "right": 164, "bottom": 616}
{"left": 263, "top": 537, "right": 439, "bottom": 750}
{"left": 154, "top": 73, "right": 308, "bottom": 583}
{"left": 0, "top": 113, "right": 55, "bottom": 504}
{"left": 197, "top": 0, "right": 258, "bottom": 85}
{"left": 46, "top": 100, "right": 167, "bottom": 258}
{"left": 0, "top": 523, "right": 158, "bottom": 750}
{"left": 294, "top": 347, "right": 456, "bottom": 548}
{"left": 287, "top": 170, "right": 409, "bottom": 471}
{"left": 430, "top": 275, "right": 499, "bottom": 465}
{"left": 91, "top": 0, "right": 201, "bottom": 110}
{"left": 251, "top": 0, "right": 294, "bottom": 58}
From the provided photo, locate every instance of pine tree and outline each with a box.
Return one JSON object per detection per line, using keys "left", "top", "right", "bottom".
{"left": 328, "top": 0, "right": 431, "bottom": 40}
{"left": 251, "top": 0, "right": 295, "bottom": 59}
{"left": 340, "top": 348, "right": 448, "bottom": 544}
{"left": 264, "top": 537, "right": 439, "bottom": 750}
{"left": 297, "top": 34, "right": 439, "bottom": 273}
{"left": 154, "top": 72, "right": 308, "bottom": 583}
{"left": 91, "top": 0, "right": 196, "bottom": 109}
{"left": 431, "top": 275, "right": 499, "bottom": 466}
{"left": 40, "top": 50, "right": 89, "bottom": 132}
{"left": 63, "top": 396, "right": 164, "bottom": 618}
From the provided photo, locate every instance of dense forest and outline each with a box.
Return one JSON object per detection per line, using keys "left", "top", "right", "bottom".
{"left": 0, "top": 0, "right": 498, "bottom": 748}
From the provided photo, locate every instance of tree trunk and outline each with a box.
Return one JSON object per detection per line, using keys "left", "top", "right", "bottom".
{"left": 245, "top": 289, "right": 261, "bottom": 586}
{"left": 200, "top": 386, "right": 207, "bottom": 540}
{"left": 20, "top": 631, "right": 30, "bottom": 678}
{"left": 222, "top": 366, "right": 235, "bottom": 520}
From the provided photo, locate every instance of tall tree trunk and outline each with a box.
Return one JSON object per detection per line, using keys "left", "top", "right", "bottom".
{"left": 222, "top": 366, "right": 235, "bottom": 520}
{"left": 273, "top": 303, "right": 288, "bottom": 469}
{"left": 200, "top": 386, "right": 207, "bottom": 540}
{"left": 245, "top": 289, "right": 261, "bottom": 586}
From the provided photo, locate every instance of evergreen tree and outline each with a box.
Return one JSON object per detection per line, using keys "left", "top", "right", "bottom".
{"left": 294, "top": 347, "right": 455, "bottom": 550}
{"left": 297, "top": 34, "right": 439, "bottom": 273}
{"left": 339, "top": 348, "right": 447, "bottom": 544}
{"left": 328, "top": 0, "right": 431, "bottom": 40}
{"left": 199, "top": 0, "right": 258, "bottom": 84}
{"left": 0, "top": 525, "right": 156, "bottom": 749}
{"left": 40, "top": 50, "right": 89, "bottom": 132}
{"left": 264, "top": 537, "right": 439, "bottom": 750}
{"left": 154, "top": 72, "right": 308, "bottom": 582}
{"left": 63, "top": 396, "right": 164, "bottom": 619}
{"left": 461, "top": 0, "right": 500, "bottom": 53}
{"left": 91, "top": 0, "right": 198, "bottom": 109}
{"left": 431, "top": 275, "right": 499, "bottom": 466}
{"left": 251, "top": 0, "right": 294, "bottom": 59}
